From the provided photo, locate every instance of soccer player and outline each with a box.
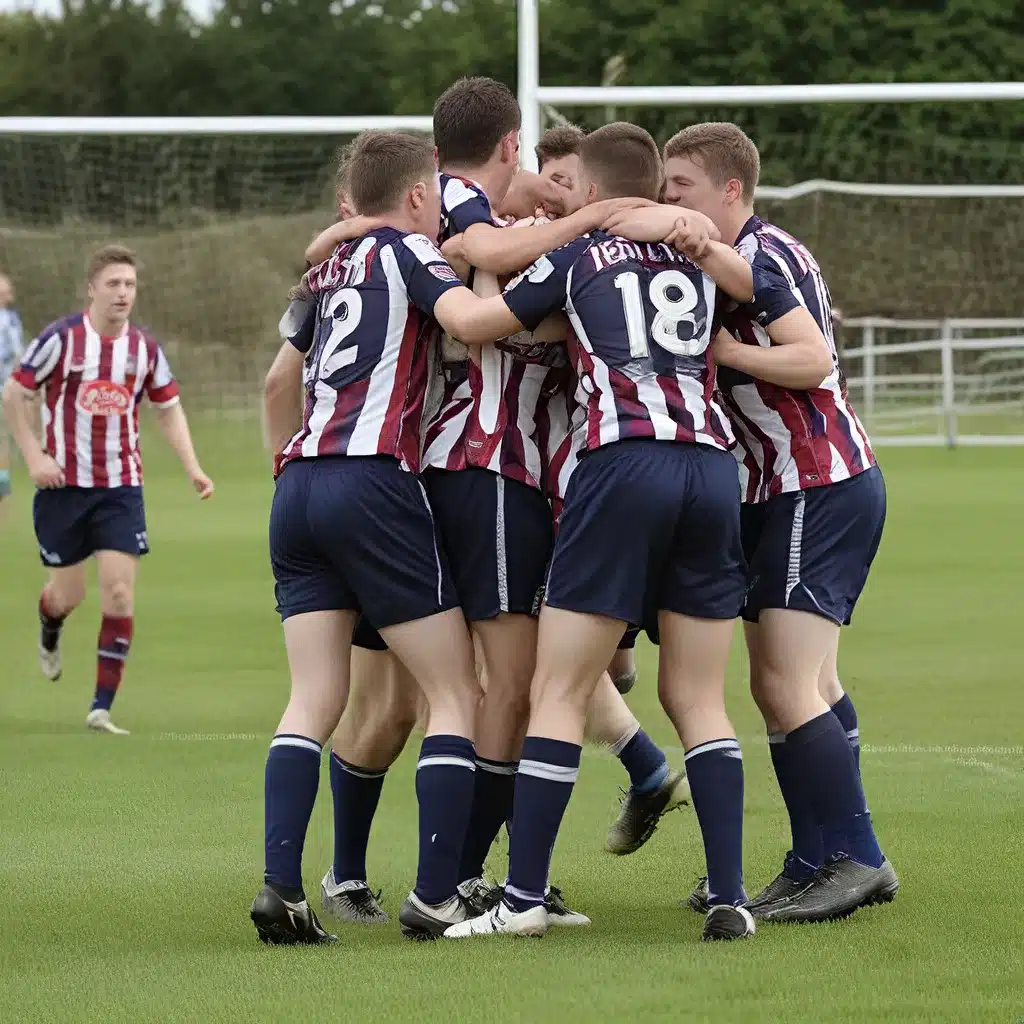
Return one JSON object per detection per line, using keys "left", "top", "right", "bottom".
{"left": 440, "top": 122, "right": 758, "bottom": 943}
{"left": 652, "top": 122, "right": 898, "bottom": 921}
{"left": 0, "top": 272, "right": 25, "bottom": 505}
{"left": 1, "top": 246, "right": 213, "bottom": 734}
{"left": 254, "top": 129, "right": 564, "bottom": 944}
{"left": 532, "top": 124, "right": 693, "bottom": 855}
{"left": 535, "top": 126, "right": 642, "bottom": 679}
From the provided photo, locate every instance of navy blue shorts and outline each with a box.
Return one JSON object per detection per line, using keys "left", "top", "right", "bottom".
{"left": 270, "top": 456, "right": 459, "bottom": 625}
{"left": 352, "top": 616, "right": 388, "bottom": 651}
{"left": 617, "top": 626, "right": 641, "bottom": 650}
{"left": 742, "top": 466, "right": 886, "bottom": 626}
{"left": 423, "top": 467, "right": 553, "bottom": 622}
{"left": 33, "top": 486, "right": 148, "bottom": 567}
{"left": 546, "top": 439, "right": 746, "bottom": 630}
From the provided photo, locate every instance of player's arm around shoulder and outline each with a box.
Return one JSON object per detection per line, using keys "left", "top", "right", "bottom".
{"left": 460, "top": 197, "right": 654, "bottom": 277}
{"left": 711, "top": 257, "right": 835, "bottom": 390}
{"left": 396, "top": 231, "right": 523, "bottom": 347}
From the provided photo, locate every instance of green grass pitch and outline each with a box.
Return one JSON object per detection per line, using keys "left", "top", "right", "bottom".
{"left": 1, "top": 426, "right": 1022, "bottom": 1023}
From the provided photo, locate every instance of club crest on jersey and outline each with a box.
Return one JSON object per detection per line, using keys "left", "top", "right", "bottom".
{"left": 77, "top": 379, "right": 131, "bottom": 417}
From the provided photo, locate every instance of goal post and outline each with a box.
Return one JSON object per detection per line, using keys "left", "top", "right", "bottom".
{"left": 2, "top": 66, "right": 1023, "bottom": 440}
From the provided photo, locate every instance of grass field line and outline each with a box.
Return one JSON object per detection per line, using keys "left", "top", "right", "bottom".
{"left": 19, "top": 731, "right": 1021, "bottom": 757}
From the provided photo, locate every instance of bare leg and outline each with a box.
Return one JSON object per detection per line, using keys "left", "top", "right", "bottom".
{"left": 37, "top": 562, "right": 87, "bottom": 681}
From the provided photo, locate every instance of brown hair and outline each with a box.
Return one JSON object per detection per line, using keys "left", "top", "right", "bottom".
{"left": 535, "top": 124, "right": 585, "bottom": 167}
{"left": 86, "top": 244, "right": 137, "bottom": 282}
{"left": 344, "top": 130, "right": 436, "bottom": 216}
{"left": 334, "top": 140, "right": 353, "bottom": 212}
{"left": 663, "top": 122, "right": 760, "bottom": 203}
{"left": 579, "top": 122, "right": 662, "bottom": 201}
{"left": 433, "top": 76, "right": 521, "bottom": 168}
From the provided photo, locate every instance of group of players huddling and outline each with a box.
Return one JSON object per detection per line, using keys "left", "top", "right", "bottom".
{"left": 2, "top": 75, "right": 898, "bottom": 946}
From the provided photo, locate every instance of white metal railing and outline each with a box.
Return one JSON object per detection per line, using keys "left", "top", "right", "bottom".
{"left": 839, "top": 318, "right": 1024, "bottom": 446}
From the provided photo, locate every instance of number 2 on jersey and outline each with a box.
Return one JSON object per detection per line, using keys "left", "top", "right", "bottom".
{"left": 613, "top": 269, "right": 707, "bottom": 358}
{"left": 307, "top": 287, "right": 363, "bottom": 384}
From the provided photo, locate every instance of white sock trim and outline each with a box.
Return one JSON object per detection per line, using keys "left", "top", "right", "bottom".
{"left": 270, "top": 735, "right": 322, "bottom": 755}
{"left": 608, "top": 722, "right": 641, "bottom": 757}
{"left": 416, "top": 755, "right": 475, "bottom": 771}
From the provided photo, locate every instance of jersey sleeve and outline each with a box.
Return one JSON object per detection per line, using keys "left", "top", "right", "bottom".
{"left": 278, "top": 288, "right": 318, "bottom": 354}
{"left": 744, "top": 250, "right": 803, "bottom": 328}
{"left": 143, "top": 341, "right": 181, "bottom": 407}
{"left": 441, "top": 176, "right": 497, "bottom": 235}
{"left": 501, "top": 240, "right": 583, "bottom": 331}
{"left": 396, "top": 233, "right": 466, "bottom": 315}
{"left": 11, "top": 324, "right": 64, "bottom": 390}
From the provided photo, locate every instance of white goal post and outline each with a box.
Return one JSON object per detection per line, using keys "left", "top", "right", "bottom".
{"left": 2, "top": 0, "right": 1023, "bottom": 443}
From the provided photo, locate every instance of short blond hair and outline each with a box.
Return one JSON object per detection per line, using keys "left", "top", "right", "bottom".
{"left": 663, "top": 122, "right": 760, "bottom": 203}
{"left": 86, "top": 244, "right": 137, "bottom": 282}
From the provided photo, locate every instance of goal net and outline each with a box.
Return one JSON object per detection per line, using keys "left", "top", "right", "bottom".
{"left": 1, "top": 126, "right": 1022, "bottom": 442}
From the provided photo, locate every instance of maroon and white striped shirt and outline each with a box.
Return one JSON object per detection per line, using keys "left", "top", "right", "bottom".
{"left": 13, "top": 312, "right": 179, "bottom": 488}
{"left": 421, "top": 175, "right": 559, "bottom": 491}
{"left": 719, "top": 217, "right": 874, "bottom": 503}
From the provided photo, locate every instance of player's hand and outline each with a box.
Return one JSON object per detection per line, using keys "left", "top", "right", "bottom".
{"left": 190, "top": 468, "right": 215, "bottom": 500}
{"left": 500, "top": 171, "right": 570, "bottom": 221}
{"left": 601, "top": 203, "right": 682, "bottom": 241}
{"left": 711, "top": 330, "right": 744, "bottom": 369}
{"left": 508, "top": 216, "right": 537, "bottom": 229}
{"left": 29, "top": 454, "right": 65, "bottom": 489}
{"left": 666, "top": 211, "right": 720, "bottom": 260}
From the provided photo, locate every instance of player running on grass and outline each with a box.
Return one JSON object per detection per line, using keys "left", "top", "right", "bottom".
{"left": 609, "top": 121, "right": 898, "bottom": 922}
{"left": 437, "top": 122, "right": 760, "bottom": 943}
{"left": 1, "top": 245, "right": 213, "bottom": 735}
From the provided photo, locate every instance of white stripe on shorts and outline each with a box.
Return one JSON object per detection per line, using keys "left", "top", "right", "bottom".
{"left": 417, "top": 479, "right": 444, "bottom": 606}
{"left": 785, "top": 491, "right": 806, "bottom": 605}
{"left": 495, "top": 475, "right": 509, "bottom": 613}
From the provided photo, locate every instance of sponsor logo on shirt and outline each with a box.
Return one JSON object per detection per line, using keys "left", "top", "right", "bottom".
{"left": 76, "top": 379, "right": 132, "bottom": 417}
{"left": 428, "top": 263, "right": 461, "bottom": 283}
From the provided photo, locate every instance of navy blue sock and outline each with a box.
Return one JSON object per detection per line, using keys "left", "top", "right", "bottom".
{"left": 414, "top": 734, "right": 476, "bottom": 905}
{"left": 768, "top": 732, "right": 823, "bottom": 875}
{"left": 264, "top": 734, "right": 322, "bottom": 896}
{"left": 830, "top": 693, "right": 860, "bottom": 772}
{"left": 685, "top": 738, "right": 747, "bottom": 906}
{"left": 785, "top": 711, "right": 884, "bottom": 868}
{"left": 329, "top": 753, "right": 386, "bottom": 884}
{"left": 506, "top": 737, "right": 581, "bottom": 911}
{"left": 613, "top": 727, "right": 669, "bottom": 795}
{"left": 458, "top": 757, "right": 518, "bottom": 884}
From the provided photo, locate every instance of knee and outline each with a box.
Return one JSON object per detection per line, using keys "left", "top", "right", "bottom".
{"left": 379, "top": 681, "right": 419, "bottom": 744}
{"left": 530, "top": 667, "right": 592, "bottom": 715}
{"left": 49, "top": 580, "right": 86, "bottom": 615}
{"left": 103, "top": 580, "right": 134, "bottom": 617}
